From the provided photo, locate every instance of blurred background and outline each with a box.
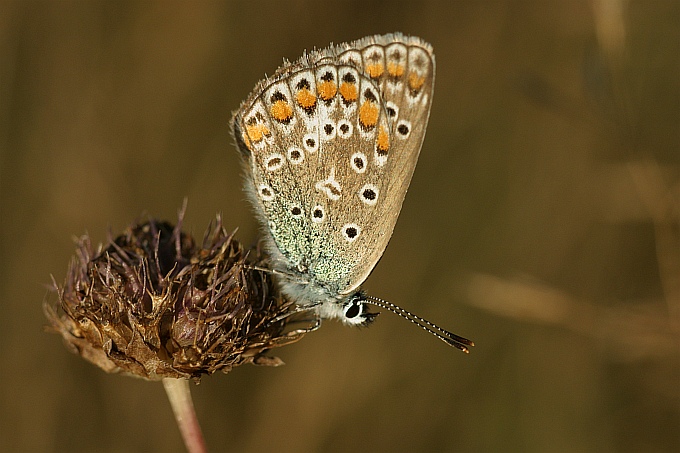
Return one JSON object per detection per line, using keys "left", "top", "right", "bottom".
{"left": 1, "top": 1, "right": 679, "bottom": 452}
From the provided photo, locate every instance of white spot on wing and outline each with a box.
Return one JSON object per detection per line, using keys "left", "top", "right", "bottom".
{"left": 315, "top": 167, "right": 342, "bottom": 201}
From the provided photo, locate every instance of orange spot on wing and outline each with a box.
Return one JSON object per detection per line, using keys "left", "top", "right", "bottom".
{"left": 377, "top": 126, "right": 389, "bottom": 155}
{"left": 359, "top": 101, "right": 379, "bottom": 128}
{"left": 339, "top": 82, "right": 358, "bottom": 102}
{"left": 296, "top": 88, "right": 316, "bottom": 109}
{"left": 366, "top": 63, "right": 384, "bottom": 79}
{"left": 245, "top": 124, "right": 270, "bottom": 144}
{"left": 270, "top": 100, "right": 293, "bottom": 122}
{"left": 408, "top": 72, "right": 425, "bottom": 92}
{"left": 317, "top": 81, "right": 337, "bottom": 101}
{"left": 387, "top": 62, "right": 405, "bottom": 77}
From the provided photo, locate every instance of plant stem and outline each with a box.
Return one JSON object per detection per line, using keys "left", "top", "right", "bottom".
{"left": 163, "top": 378, "right": 207, "bottom": 453}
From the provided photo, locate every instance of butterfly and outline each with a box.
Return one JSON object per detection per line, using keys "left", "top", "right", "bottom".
{"left": 231, "top": 33, "right": 472, "bottom": 351}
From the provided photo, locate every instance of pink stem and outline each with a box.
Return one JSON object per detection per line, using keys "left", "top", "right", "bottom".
{"left": 162, "top": 378, "right": 207, "bottom": 453}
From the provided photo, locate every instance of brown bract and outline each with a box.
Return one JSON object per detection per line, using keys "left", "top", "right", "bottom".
{"left": 44, "top": 211, "right": 312, "bottom": 381}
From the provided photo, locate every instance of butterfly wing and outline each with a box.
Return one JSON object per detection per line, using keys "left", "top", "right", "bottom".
{"left": 331, "top": 34, "right": 435, "bottom": 295}
{"left": 232, "top": 33, "right": 435, "bottom": 305}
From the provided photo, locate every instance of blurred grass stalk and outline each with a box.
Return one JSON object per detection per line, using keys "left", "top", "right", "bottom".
{"left": 463, "top": 159, "right": 680, "bottom": 361}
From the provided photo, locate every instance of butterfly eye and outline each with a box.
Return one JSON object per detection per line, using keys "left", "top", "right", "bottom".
{"left": 343, "top": 299, "right": 363, "bottom": 319}
{"left": 342, "top": 294, "right": 379, "bottom": 326}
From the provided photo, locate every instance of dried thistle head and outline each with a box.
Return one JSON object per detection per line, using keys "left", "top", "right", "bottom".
{"left": 45, "top": 209, "right": 313, "bottom": 381}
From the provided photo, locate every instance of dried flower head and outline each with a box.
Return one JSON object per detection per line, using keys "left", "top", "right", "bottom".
{"left": 45, "top": 208, "right": 313, "bottom": 381}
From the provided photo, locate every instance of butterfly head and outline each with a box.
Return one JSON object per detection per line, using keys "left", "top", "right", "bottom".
{"left": 274, "top": 272, "right": 378, "bottom": 326}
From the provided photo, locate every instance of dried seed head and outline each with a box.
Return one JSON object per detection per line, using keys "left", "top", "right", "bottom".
{"left": 45, "top": 209, "right": 314, "bottom": 381}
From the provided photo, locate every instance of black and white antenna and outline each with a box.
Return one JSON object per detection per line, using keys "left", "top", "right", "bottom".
{"left": 359, "top": 295, "right": 474, "bottom": 353}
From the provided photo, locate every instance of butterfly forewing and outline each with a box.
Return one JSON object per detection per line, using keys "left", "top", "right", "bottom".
{"left": 333, "top": 35, "right": 435, "bottom": 295}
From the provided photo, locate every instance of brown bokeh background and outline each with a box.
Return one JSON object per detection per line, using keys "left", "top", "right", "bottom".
{"left": 1, "top": 1, "right": 679, "bottom": 452}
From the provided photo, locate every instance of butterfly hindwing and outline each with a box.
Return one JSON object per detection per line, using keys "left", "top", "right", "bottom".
{"left": 232, "top": 33, "right": 434, "bottom": 313}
